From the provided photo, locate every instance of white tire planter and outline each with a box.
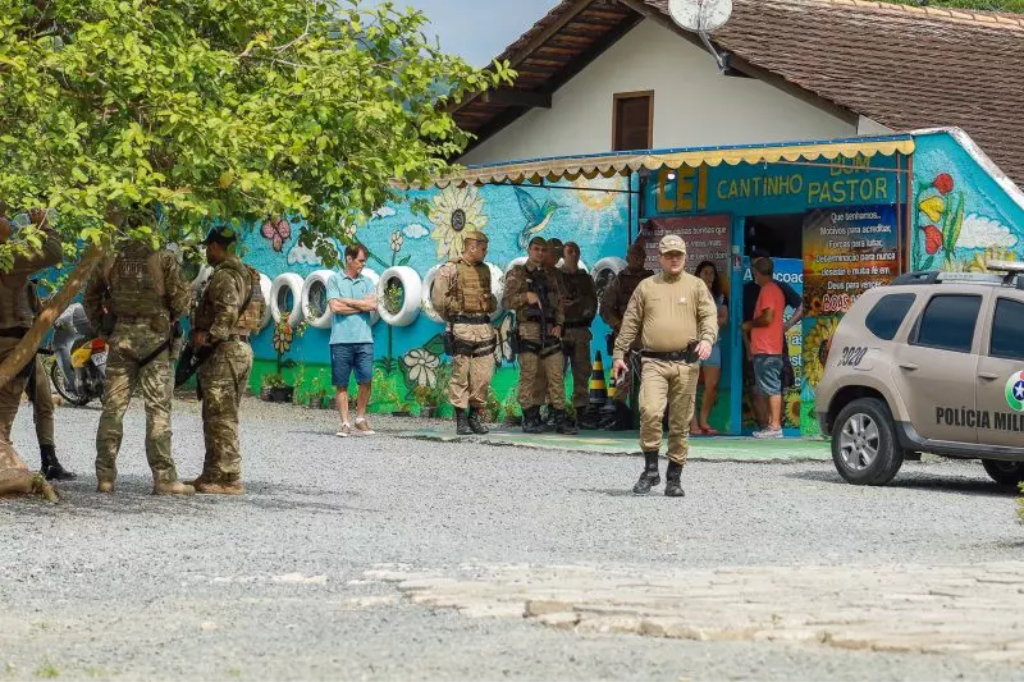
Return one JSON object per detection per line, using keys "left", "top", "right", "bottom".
{"left": 300, "top": 269, "right": 335, "bottom": 330}
{"left": 259, "top": 273, "right": 272, "bottom": 330}
{"left": 485, "top": 262, "right": 505, "bottom": 321}
{"left": 270, "top": 273, "right": 305, "bottom": 326}
{"left": 421, "top": 264, "right": 445, "bottom": 324}
{"left": 361, "top": 267, "right": 381, "bottom": 326}
{"left": 504, "top": 256, "right": 527, "bottom": 274}
{"left": 592, "top": 256, "right": 627, "bottom": 287}
{"left": 190, "top": 265, "right": 213, "bottom": 294}
{"left": 376, "top": 266, "right": 423, "bottom": 327}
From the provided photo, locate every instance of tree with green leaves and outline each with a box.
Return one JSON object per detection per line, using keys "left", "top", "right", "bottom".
{"left": 0, "top": 0, "right": 513, "bottom": 383}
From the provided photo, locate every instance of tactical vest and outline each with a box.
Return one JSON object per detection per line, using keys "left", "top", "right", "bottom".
{"left": 614, "top": 268, "right": 654, "bottom": 314}
{"left": 198, "top": 258, "right": 265, "bottom": 333}
{"left": 0, "top": 274, "right": 35, "bottom": 330}
{"left": 562, "top": 270, "right": 592, "bottom": 323}
{"left": 106, "top": 244, "right": 170, "bottom": 318}
{"left": 519, "top": 265, "right": 555, "bottom": 323}
{"left": 453, "top": 260, "right": 494, "bottom": 315}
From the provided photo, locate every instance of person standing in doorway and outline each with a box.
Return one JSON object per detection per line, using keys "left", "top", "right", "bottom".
{"left": 613, "top": 235, "right": 718, "bottom": 497}
{"left": 743, "top": 257, "right": 786, "bottom": 439}
{"left": 690, "top": 261, "right": 729, "bottom": 437}
{"left": 327, "top": 243, "right": 377, "bottom": 438}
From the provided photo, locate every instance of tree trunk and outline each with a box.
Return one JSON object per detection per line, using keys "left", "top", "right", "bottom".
{"left": 0, "top": 244, "right": 106, "bottom": 388}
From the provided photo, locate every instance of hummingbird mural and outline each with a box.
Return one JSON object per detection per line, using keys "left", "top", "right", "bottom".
{"left": 514, "top": 186, "right": 560, "bottom": 250}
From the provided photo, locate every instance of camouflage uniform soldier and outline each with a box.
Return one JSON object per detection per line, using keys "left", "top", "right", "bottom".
{"left": 560, "top": 242, "right": 598, "bottom": 429}
{"left": 24, "top": 279, "right": 76, "bottom": 480}
{"left": 431, "top": 231, "right": 497, "bottom": 436}
{"left": 0, "top": 210, "right": 63, "bottom": 459}
{"left": 600, "top": 242, "right": 654, "bottom": 418}
{"left": 502, "top": 237, "right": 576, "bottom": 435}
{"left": 188, "top": 227, "right": 264, "bottom": 495}
{"left": 85, "top": 238, "right": 193, "bottom": 495}
{"left": 613, "top": 235, "right": 718, "bottom": 498}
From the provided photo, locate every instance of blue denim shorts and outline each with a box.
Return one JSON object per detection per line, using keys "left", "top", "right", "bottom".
{"left": 752, "top": 354, "right": 784, "bottom": 397}
{"left": 703, "top": 342, "right": 722, "bottom": 368}
{"left": 331, "top": 343, "right": 374, "bottom": 388}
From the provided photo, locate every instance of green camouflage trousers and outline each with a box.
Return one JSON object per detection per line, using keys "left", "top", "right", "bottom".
{"left": 27, "top": 354, "right": 54, "bottom": 447}
{"left": 0, "top": 338, "right": 29, "bottom": 448}
{"left": 96, "top": 321, "right": 178, "bottom": 484}
{"left": 197, "top": 340, "right": 252, "bottom": 484}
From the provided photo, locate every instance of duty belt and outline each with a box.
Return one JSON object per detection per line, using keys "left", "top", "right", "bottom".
{"left": 519, "top": 336, "right": 562, "bottom": 359}
{"left": 452, "top": 336, "right": 496, "bottom": 358}
{"left": 449, "top": 314, "right": 490, "bottom": 325}
{"left": 562, "top": 320, "right": 591, "bottom": 330}
{"left": 118, "top": 314, "right": 166, "bottom": 323}
{"left": 0, "top": 327, "right": 28, "bottom": 339}
{"left": 224, "top": 334, "right": 250, "bottom": 342}
{"left": 640, "top": 343, "right": 699, "bottom": 364}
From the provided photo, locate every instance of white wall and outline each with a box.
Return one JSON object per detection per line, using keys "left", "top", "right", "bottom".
{"left": 459, "top": 19, "right": 857, "bottom": 167}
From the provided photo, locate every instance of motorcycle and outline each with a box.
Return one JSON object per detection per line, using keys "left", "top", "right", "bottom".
{"left": 50, "top": 337, "right": 108, "bottom": 407}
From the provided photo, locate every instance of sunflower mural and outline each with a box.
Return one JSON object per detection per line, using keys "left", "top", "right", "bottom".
{"left": 799, "top": 316, "right": 839, "bottom": 437}
{"left": 428, "top": 186, "right": 488, "bottom": 261}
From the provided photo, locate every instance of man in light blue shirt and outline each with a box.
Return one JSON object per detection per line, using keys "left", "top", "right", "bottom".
{"left": 327, "top": 243, "right": 377, "bottom": 437}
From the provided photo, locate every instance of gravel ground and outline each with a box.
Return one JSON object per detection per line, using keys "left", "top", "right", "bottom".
{"left": 3, "top": 395, "right": 1024, "bottom": 681}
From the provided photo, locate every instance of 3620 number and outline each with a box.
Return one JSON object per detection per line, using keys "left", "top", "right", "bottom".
{"left": 837, "top": 346, "right": 868, "bottom": 367}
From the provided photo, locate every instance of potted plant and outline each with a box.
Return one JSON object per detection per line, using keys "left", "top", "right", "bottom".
{"left": 261, "top": 372, "right": 293, "bottom": 403}
{"left": 383, "top": 279, "right": 404, "bottom": 317}
{"left": 262, "top": 316, "right": 307, "bottom": 403}
{"left": 307, "top": 375, "right": 332, "bottom": 410}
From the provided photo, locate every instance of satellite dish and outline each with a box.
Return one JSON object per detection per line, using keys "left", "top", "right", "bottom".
{"left": 668, "top": 0, "right": 734, "bottom": 33}
{"left": 668, "top": 0, "right": 734, "bottom": 73}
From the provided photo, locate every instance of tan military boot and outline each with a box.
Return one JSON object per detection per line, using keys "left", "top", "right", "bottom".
{"left": 152, "top": 480, "right": 195, "bottom": 496}
{"left": 97, "top": 481, "right": 115, "bottom": 494}
{"left": 195, "top": 480, "right": 245, "bottom": 496}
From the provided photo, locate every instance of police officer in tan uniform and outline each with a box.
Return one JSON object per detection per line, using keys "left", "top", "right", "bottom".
{"left": 560, "top": 241, "right": 598, "bottom": 429}
{"left": 0, "top": 210, "right": 63, "bottom": 461}
{"left": 503, "top": 237, "right": 576, "bottom": 435}
{"left": 431, "top": 231, "right": 497, "bottom": 435}
{"left": 600, "top": 242, "right": 654, "bottom": 422}
{"left": 612, "top": 235, "right": 718, "bottom": 497}
{"left": 532, "top": 237, "right": 565, "bottom": 429}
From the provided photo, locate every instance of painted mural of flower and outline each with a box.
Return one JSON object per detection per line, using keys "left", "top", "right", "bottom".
{"left": 492, "top": 313, "right": 515, "bottom": 366}
{"left": 402, "top": 348, "right": 441, "bottom": 388}
{"left": 923, "top": 225, "right": 943, "bottom": 255}
{"left": 784, "top": 392, "right": 802, "bottom": 429}
{"left": 261, "top": 217, "right": 291, "bottom": 251}
{"left": 390, "top": 230, "right": 404, "bottom": 253}
{"left": 804, "top": 317, "right": 839, "bottom": 389}
{"left": 428, "top": 186, "right": 488, "bottom": 261}
{"left": 272, "top": 320, "right": 294, "bottom": 355}
{"left": 933, "top": 173, "right": 954, "bottom": 195}
{"left": 967, "top": 247, "right": 1018, "bottom": 273}
{"left": 919, "top": 196, "right": 945, "bottom": 224}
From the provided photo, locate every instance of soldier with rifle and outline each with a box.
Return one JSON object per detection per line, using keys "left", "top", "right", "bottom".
{"left": 179, "top": 226, "right": 264, "bottom": 495}
{"left": 502, "top": 237, "right": 576, "bottom": 435}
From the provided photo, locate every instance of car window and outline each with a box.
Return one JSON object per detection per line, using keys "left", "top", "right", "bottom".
{"left": 911, "top": 294, "right": 982, "bottom": 353}
{"left": 990, "top": 297, "right": 1024, "bottom": 361}
{"left": 865, "top": 293, "right": 916, "bottom": 341}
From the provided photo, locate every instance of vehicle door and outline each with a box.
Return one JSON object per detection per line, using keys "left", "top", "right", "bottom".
{"left": 892, "top": 290, "right": 984, "bottom": 444}
{"left": 976, "top": 291, "right": 1024, "bottom": 448}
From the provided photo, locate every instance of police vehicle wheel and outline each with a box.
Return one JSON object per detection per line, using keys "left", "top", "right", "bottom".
{"left": 981, "top": 460, "right": 1024, "bottom": 487}
{"left": 831, "top": 397, "right": 902, "bottom": 486}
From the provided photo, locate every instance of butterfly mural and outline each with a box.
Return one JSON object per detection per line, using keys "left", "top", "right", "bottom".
{"left": 493, "top": 312, "right": 516, "bottom": 367}
{"left": 514, "top": 187, "right": 560, "bottom": 250}
{"left": 261, "top": 217, "right": 292, "bottom": 252}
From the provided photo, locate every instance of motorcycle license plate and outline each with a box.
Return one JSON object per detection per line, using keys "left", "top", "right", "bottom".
{"left": 92, "top": 352, "right": 107, "bottom": 365}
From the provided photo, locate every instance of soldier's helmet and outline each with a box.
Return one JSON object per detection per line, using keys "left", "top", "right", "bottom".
{"left": 201, "top": 226, "right": 238, "bottom": 247}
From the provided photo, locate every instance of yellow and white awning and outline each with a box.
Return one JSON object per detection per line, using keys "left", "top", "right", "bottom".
{"left": 431, "top": 137, "right": 915, "bottom": 188}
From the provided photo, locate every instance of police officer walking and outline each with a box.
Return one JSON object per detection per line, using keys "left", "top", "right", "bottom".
{"left": 85, "top": 235, "right": 193, "bottom": 495}
{"left": 612, "top": 235, "right": 718, "bottom": 497}
{"left": 431, "top": 231, "right": 497, "bottom": 435}
{"left": 0, "top": 210, "right": 63, "bottom": 461}
{"left": 560, "top": 241, "right": 598, "bottom": 429}
{"left": 503, "top": 237, "right": 577, "bottom": 435}
{"left": 188, "top": 227, "right": 264, "bottom": 495}
{"left": 600, "top": 242, "right": 654, "bottom": 423}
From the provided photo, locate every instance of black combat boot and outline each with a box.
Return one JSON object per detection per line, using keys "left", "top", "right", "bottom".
{"left": 541, "top": 405, "right": 556, "bottom": 432}
{"left": 522, "top": 407, "right": 544, "bottom": 434}
{"left": 576, "top": 408, "right": 600, "bottom": 431}
{"left": 664, "top": 461, "right": 685, "bottom": 498}
{"left": 632, "top": 451, "right": 661, "bottom": 495}
{"left": 555, "top": 409, "right": 578, "bottom": 435}
{"left": 40, "top": 444, "right": 76, "bottom": 481}
{"left": 467, "top": 408, "right": 489, "bottom": 435}
{"left": 455, "top": 408, "right": 473, "bottom": 436}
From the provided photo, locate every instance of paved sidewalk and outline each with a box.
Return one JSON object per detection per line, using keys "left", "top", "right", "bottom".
{"left": 367, "top": 561, "right": 1024, "bottom": 665}
{"left": 394, "top": 427, "right": 832, "bottom": 462}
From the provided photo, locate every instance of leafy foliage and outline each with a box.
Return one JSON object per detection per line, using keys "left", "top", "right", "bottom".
{"left": 880, "top": 0, "right": 1024, "bottom": 10}
{"left": 0, "top": 0, "right": 513, "bottom": 260}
